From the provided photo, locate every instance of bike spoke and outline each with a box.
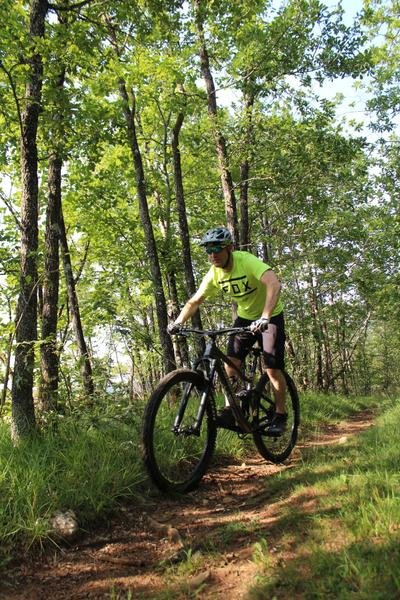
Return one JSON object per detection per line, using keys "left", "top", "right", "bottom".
{"left": 252, "top": 373, "right": 300, "bottom": 463}
{"left": 142, "top": 370, "right": 216, "bottom": 493}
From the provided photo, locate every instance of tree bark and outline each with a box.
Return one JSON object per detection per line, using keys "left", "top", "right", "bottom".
{"left": 166, "top": 271, "right": 189, "bottom": 367}
{"left": 193, "top": 0, "right": 238, "bottom": 242}
{"left": 307, "top": 266, "right": 324, "bottom": 390}
{"left": 171, "top": 113, "right": 199, "bottom": 304}
{"left": 119, "top": 80, "right": 176, "bottom": 374}
{"left": 59, "top": 208, "right": 94, "bottom": 397}
{"left": 11, "top": 0, "right": 48, "bottom": 440}
{"left": 239, "top": 91, "right": 255, "bottom": 250}
{"left": 38, "top": 7, "right": 70, "bottom": 412}
{"left": 171, "top": 112, "right": 204, "bottom": 356}
{"left": 260, "top": 213, "right": 272, "bottom": 262}
{"left": 0, "top": 335, "right": 13, "bottom": 416}
{"left": 38, "top": 153, "right": 62, "bottom": 411}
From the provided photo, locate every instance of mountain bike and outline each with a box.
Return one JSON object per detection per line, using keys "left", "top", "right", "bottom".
{"left": 142, "top": 326, "right": 300, "bottom": 494}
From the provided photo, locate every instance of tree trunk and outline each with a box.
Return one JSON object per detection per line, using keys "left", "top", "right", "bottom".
{"left": 38, "top": 16, "right": 68, "bottom": 411}
{"left": 38, "top": 153, "right": 62, "bottom": 411}
{"left": 171, "top": 112, "right": 204, "bottom": 357}
{"left": 166, "top": 271, "right": 189, "bottom": 367}
{"left": 171, "top": 113, "right": 200, "bottom": 304}
{"left": 11, "top": 0, "right": 48, "bottom": 440}
{"left": 239, "top": 160, "right": 250, "bottom": 249}
{"left": 1, "top": 333, "right": 13, "bottom": 416}
{"left": 119, "top": 80, "right": 176, "bottom": 374}
{"left": 239, "top": 91, "right": 255, "bottom": 250}
{"left": 59, "top": 208, "right": 94, "bottom": 397}
{"left": 321, "top": 311, "right": 334, "bottom": 392}
{"left": 259, "top": 213, "right": 272, "bottom": 262}
{"left": 290, "top": 270, "right": 311, "bottom": 388}
{"left": 144, "top": 307, "right": 158, "bottom": 389}
{"left": 193, "top": 0, "right": 238, "bottom": 242}
{"left": 307, "top": 267, "right": 324, "bottom": 390}
{"left": 1, "top": 338, "right": 12, "bottom": 414}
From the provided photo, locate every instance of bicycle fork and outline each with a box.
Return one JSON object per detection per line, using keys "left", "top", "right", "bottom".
{"left": 172, "top": 363, "right": 216, "bottom": 437}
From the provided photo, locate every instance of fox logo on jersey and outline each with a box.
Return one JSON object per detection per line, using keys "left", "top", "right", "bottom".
{"left": 219, "top": 275, "right": 256, "bottom": 298}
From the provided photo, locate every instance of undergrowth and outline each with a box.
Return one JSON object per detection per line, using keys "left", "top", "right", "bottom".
{"left": 0, "top": 397, "right": 145, "bottom": 567}
{"left": 0, "top": 389, "right": 395, "bottom": 590}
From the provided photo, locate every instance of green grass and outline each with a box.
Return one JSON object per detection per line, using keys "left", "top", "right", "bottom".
{"left": 0, "top": 402, "right": 145, "bottom": 565}
{"left": 215, "top": 427, "right": 254, "bottom": 460}
{"left": 300, "top": 390, "right": 384, "bottom": 427}
{"left": 0, "top": 388, "right": 397, "bottom": 598}
{"left": 216, "top": 390, "right": 386, "bottom": 465}
{"left": 245, "top": 395, "right": 400, "bottom": 600}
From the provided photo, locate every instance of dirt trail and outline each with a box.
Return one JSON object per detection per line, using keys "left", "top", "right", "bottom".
{"left": 0, "top": 412, "right": 375, "bottom": 600}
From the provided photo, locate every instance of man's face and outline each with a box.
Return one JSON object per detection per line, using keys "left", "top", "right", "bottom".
{"left": 205, "top": 244, "right": 231, "bottom": 268}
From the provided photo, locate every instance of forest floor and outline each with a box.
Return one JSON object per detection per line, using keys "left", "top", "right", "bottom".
{"left": 0, "top": 411, "right": 375, "bottom": 600}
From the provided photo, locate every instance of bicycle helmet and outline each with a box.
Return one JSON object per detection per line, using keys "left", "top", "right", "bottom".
{"left": 199, "top": 226, "right": 233, "bottom": 247}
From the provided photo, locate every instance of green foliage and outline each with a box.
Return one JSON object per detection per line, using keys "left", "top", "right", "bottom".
{"left": 215, "top": 427, "right": 254, "bottom": 461}
{"left": 0, "top": 399, "right": 144, "bottom": 562}
{"left": 0, "top": 0, "right": 399, "bottom": 424}
{"left": 363, "top": 0, "right": 400, "bottom": 131}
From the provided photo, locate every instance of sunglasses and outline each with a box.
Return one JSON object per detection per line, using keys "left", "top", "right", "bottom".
{"left": 205, "top": 245, "right": 225, "bottom": 254}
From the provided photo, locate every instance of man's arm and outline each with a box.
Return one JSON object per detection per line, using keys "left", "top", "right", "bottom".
{"left": 260, "top": 269, "right": 282, "bottom": 319}
{"left": 173, "top": 289, "right": 205, "bottom": 326}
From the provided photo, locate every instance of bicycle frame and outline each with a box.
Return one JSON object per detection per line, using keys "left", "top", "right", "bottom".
{"left": 175, "top": 328, "right": 264, "bottom": 436}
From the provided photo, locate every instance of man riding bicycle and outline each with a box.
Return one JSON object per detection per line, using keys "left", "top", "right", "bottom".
{"left": 168, "top": 226, "right": 287, "bottom": 436}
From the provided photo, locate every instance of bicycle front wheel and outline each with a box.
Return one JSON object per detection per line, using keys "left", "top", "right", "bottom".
{"left": 252, "top": 372, "right": 300, "bottom": 463}
{"left": 142, "top": 369, "right": 217, "bottom": 494}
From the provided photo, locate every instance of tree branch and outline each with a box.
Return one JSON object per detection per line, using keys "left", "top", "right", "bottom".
{"left": 0, "top": 190, "right": 22, "bottom": 231}
{"left": 0, "top": 61, "right": 23, "bottom": 135}
{"left": 48, "top": 0, "right": 92, "bottom": 11}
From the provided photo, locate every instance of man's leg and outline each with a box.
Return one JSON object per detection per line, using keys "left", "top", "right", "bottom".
{"left": 215, "top": 357, "right": 243, "bottom": 427}
{"left": 224, "top": 357, "right": 242, "bottom": 406}
{"left": 266, "top": 367, "right": 286, "bottom": 414}
{"left": 224, "top": 319, "right": 253, "bottom": 406}
{"left": 225, "top": 357, "right": 242, "bottom": 378}
{"left": 216, "top": 319, "right": 255, "bottom": 427}
{"left": 262, "top": 314, "right": 287, "bottom": 434}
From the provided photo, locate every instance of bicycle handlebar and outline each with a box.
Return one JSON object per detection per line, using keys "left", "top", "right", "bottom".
{"left": 170, "top": 325, "right": 251, "bottom": 337}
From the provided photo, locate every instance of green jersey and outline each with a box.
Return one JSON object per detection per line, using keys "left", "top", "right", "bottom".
{"left": 197, "top": 250, "right": 284, "bottom": 320}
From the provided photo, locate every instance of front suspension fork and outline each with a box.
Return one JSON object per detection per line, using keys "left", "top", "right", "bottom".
{"left": 172, "top": 365, "right": 216, "bottom": 436}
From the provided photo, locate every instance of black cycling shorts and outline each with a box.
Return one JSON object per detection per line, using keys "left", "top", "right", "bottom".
{"left": 227, "top": 312, "right": 286, "bottom": 370}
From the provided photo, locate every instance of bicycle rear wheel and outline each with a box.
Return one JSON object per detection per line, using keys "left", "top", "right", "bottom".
{"left": 142, "top": 369, "right": 217, "bottom": 494}
{"left": 252, "top": 372, "right": 300, "bottom": 463}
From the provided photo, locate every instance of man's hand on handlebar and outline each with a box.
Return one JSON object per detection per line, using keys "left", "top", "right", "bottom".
{"left": 167, "top": 322, "right": 183, "bottom": 335}
{"left": 250, "top": 317, "right": 269, "bottom": 333}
